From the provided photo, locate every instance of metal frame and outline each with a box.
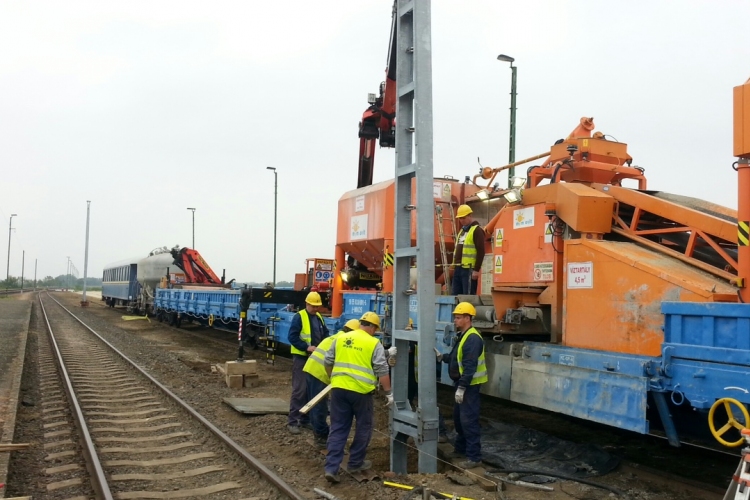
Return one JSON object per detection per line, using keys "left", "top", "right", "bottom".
{"left": 390, "top": 0, "right": 438, "bottom": 474}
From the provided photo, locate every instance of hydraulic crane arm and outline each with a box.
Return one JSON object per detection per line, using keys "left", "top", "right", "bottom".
{"left": 170, "top": 246, "right": 223, "bottom": 285}
{"left": 357, "top": 1, "right": 398, "bottom": 188}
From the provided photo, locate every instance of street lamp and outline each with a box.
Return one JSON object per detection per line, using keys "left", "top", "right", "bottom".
{"left": 497, "top": 54, "right": 517, "bottom": 188}
{"left": 186, "top": 208, "right": 196, "bottom": 248}
{"left": 6, "top": 214, "right": 17, "bottom": 287}
{"left": 266, "top": 166, "right": 278, "bottom": 287}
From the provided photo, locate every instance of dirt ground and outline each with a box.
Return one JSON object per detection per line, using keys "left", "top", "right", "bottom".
{"left": 13, "top": 291, "right": 729, "bottom": 500}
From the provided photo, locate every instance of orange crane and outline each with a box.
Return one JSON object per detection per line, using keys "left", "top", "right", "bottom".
{"left": 356, "top": 2, "right": 397, "bottom": 189}
{"left": 169, "top": 246, "right": 225, "bottom": 286}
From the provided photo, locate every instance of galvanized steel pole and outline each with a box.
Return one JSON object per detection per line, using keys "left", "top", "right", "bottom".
{"left": 82, "top": 201, "right": 91, "bottom": 305}
{"left": 66, "top": 256, "right": 70, "bottom": 291}
{"left": 6, "top": 213, "right": 16, "bottom": 287}
{"left": 266, "top": 167, "right": 278, "bottom": 287}
{"left": 497, "top": 54, "right": 517, "bottom": 187}
{"left": 21, "top": 250, "right": 24, "bottom": 289}
{"left": 34, "top": 258, "right": 37, "bottom": 291}
{"left": 187, "top": 208, "right": 196, "bottom": 248}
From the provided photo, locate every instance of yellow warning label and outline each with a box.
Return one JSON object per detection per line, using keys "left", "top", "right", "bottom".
{"left": 495, "top": 228, "right": 504, "bottom": 247}
{"left": 494, "top": 255, "right": 503, "bottom": 274}
{"left": 739, "top": 221, "right": 750, "bottom": 247}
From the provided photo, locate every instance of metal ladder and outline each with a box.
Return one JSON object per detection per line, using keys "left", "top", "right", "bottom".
{"left": 435, "top": 201, "right": 458, "bottom": 293}
{"left": 390, "top": 0, "right": 438, "bottom": 474}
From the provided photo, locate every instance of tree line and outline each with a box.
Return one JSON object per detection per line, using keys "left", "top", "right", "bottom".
{"left": 1, "top": 274, "right": 102, "bottom": 290}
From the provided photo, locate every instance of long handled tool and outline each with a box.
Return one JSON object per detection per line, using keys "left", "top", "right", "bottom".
{"left": 299, "top": 385, "right": 333, "bottom": 415}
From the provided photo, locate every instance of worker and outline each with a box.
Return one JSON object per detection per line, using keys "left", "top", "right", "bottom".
{"left": 287, "top": 291, "right": 329, "bottom": 434}
{"left": 323, "top": 311, "right": 392, "bottom": 484}
{"left": 302, "top": 318, "right": 361, "bottom": 448}
{"left": 408, "top": 343, "right": 448, "bottom": 443}
{"left": 451, "top": 204, "right": 486, "bottom": 295}
{"left": 436, "top": 302, "right": 487, "bottom": 468}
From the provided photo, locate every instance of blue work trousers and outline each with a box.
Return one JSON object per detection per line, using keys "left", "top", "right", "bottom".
{"left": 453, "top": 384, "right": 482, "bottom": 462}
{"left": 306, "top": 373, "right": 329, "bottom": 438}
{"left": 452, "top": 267, "right": 477, "bottom": 295}
{"left": 325, "top": 388, "right": 373, "bottom": 474}
{"left": 288, "top": 355, "right": 310, "bottom": 426}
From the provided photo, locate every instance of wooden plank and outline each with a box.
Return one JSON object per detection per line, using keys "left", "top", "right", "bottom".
{"left": 90, "top": 423, "right": 181, "bottom": 434}
{"left": 115, "top": 481, "right": 241, "bottom": 499}
{"left": 100, "top": 442, "right": 197, "bottom": 454}
{"left": 300, "top": 385, "right": 333, "bottom": 415}
{"left": 95, "top": 432, "right": 191, "bottom": 443}
{"left": 105, "top": 452, "right": 216, "bottom": 467}
{"left": 223, "top": 398, "right": 289, "bottom": 415}
{"left": 46, "top": 463, "right": 82, "bottom": 474}
{"left": 47, "top": 477, "right": 83, "bottom": 491}
{"left": 111, "top": 465, "right": 225, "bottom": 481}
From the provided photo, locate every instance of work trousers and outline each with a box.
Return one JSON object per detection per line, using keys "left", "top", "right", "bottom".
{"left": 453, "top": 384, "right": 482, "bottom": 462}
{"left": 288, "top": 355, "right": 310, "bottom": 426}
{"left": 452, "top": 267, "right": 477, "bottom": 295}
{"left": 306, "top": 373, "right": 329, "bottom": 438}
{"left": 325, "top": 388, "right": 373, "bottom": 474}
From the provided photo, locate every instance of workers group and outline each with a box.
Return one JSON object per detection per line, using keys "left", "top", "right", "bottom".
{"left": 288, "top": 265, "right": 487, "bottom": 483}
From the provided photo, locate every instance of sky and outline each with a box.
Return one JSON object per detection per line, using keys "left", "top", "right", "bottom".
{"left": 2, "top": 1, "right": 749, "bottom": 284}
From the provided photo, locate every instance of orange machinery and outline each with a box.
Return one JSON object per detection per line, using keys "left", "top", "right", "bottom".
{"left": 330, "top": 177, "right": 480, "bottom": 317}
{"left": 477, "top": 118, "right": 742, "bottom": 356}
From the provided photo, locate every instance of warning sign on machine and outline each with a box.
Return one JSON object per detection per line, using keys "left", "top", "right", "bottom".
{"left": 567, "top": 262, "right": 593, "bottom": 289}
{"left": 533, "top": 262, "right": 553, "bottom": 281}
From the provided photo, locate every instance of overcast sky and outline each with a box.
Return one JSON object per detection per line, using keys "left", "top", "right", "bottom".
{"left": 2, "top": 1, "right": 749, "bottom": 283}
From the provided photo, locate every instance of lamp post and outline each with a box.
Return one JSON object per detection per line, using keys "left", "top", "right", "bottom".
{"left": 266, "top": 166, "right": 278, "bottom": 287}
{"left": 66, "top": 256, "right": 70, "bottom": 291}
{"left": 186, "top": 208, "right": 196, "bottom": 248}
{"left": 497, "top": 54, "right": 517, "bottom": 187}
{"left": 6, "top": 214, "right": 17, "bottom": 288}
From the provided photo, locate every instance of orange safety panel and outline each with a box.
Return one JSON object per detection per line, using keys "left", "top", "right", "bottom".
{"left": 493, "top": 203, "right": 556, "bottom": 285}
{"left": 734, "top": 79, "right": 750, "bottom": 158}
{"left": 562, "top": 240, "right": 736, "bottom": 356}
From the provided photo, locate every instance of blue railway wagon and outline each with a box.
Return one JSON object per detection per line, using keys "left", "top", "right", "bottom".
{"left": 102, "top": 259, "right": 139, "bottom": 307}
{"left": 340, "top": 291, "right": 750, "bottom": 447}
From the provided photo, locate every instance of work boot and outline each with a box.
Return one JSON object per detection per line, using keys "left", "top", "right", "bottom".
{"left": 458, "top": 459, "right": 482, "bottom": 469}
{"left": 438, "top": 434, "right": 449, "bottom": 443}
{"left": 287, "top": 425, "right": 301, "bottom": 435}
{"left": 325, "top": 471, "right": 340, "bottom": 484}
{"left": 300, "top": 422, "right": 313, "bottom": 431}
{"left": 346, "top": 459, "right": 372, "bottom": 473}
{"left": 314, "top": 435, "right": 328, "bottom": 449}
{"left": 449, "top": 450, "right": 465, "bottom": 459}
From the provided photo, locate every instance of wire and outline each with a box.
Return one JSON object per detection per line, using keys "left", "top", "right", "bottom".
{"left": 485, "top": 469, "right": 625, "bottom": 496}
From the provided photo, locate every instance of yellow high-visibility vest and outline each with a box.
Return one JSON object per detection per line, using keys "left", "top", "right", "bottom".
{"left": 303, "top": 331, "right": 341, "bottom": 384}
{"left": 454, "top": 225, "right": 478, "bottom": 269}
{"left": 457, "top": 327, "right": 488, "bottom": 385}
{"left": 290, "top": 309, "right": 325, "bottom": 356}
{"left": 330, "top": 329, "right": 379, "bottom": 394}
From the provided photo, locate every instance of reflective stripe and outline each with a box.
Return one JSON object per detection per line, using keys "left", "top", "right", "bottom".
{"left": 302, "top": 331, "right": 340, "bottom": 384}
{"left": 453, "top": 225, "right": 478, "bottom": 268}
{"left": 290, "top": 310, "right": 324, "bottom": 356}
{"left": 457, "top": 327, "right": 488, "bottom": 386}
{"left": 331, "top": 361, "right": 375, "bottom": 378}
{"left": 330, "top": 330, "right": 379, "bottom": 394}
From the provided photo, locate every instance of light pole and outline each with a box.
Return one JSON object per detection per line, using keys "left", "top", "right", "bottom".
{"left": 6, "top": 214, "right": 17, "bottom": 287}
{"left": 82, "top": 200, "right": 91, "bottom": 306}
{"left": 497, "top": 54, "right": 517, "bottom": 187}
{"left": 66, "top": 256, "right": 70, "bottom": 291}
{"left": 266, "top": 166, "right": 278, "bottom": 287}
{"left": 187, "top": 208, "right": 196, "bottom": 248}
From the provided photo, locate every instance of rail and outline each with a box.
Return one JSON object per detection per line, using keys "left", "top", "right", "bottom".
{"left": 42, "top": 292, "right": 306, "bottom": 500}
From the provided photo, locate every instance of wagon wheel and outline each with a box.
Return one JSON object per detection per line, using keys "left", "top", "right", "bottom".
{"left": 708, "top": 398, "right": 749, "bottom": 447}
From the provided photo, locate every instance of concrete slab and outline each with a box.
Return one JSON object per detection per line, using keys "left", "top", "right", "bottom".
{"left": 223, "top": 398, "right": 288, "bottom": 415}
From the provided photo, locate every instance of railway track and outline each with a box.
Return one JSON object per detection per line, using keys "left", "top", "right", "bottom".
{"left": 38, "top": 292, "right": 306, "bottom": 500}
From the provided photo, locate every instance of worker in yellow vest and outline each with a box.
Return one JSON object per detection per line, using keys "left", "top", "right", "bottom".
{"left": 323, "top": 311, "right": 392, "bottom": 483}
{"left": 451, "top": 204, "right": 486, "bottom": 295}
{"left": 436, "top": 302, "right": 487, "bottom": 468}
{"left": 287, "top": 292, "right": 329, "bottom": 434}
{"left": 303, "top": 318, "right": 360, "bottom": 448}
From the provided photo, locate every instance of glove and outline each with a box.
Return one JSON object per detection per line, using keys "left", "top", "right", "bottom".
{"left": 455, "top": 386, "right": 465, "bottom": 404}
{"left": 388, "top": 356, "right": 397, "bottom": 367}
{"left": 385, "top": 392, "right": 394, "bottom": 407}
{"left": 434, "top": 347, "right": 443, "bottom": 362}
{"left": 387, "top": 346, "right": 398, "bottom": 357}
